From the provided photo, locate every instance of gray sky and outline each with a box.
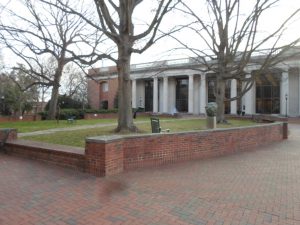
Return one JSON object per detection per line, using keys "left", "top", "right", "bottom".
{"left": 1, "top": 0, "right": 300, "bottom": 68}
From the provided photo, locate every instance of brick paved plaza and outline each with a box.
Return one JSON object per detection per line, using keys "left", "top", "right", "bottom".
{"left": 1, "top": 124, "right": 300, "bottom": 225}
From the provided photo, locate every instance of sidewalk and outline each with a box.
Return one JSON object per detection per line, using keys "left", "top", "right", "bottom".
{"left": 1, "top": 125, "right": 300, "bottom": 224}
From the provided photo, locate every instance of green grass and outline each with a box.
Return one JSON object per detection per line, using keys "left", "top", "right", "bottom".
{"left": 0, "top": 116, "right": 150, "bottom": 133}
{"left": 21, "top": 118, "right": 257, "bottom": 147}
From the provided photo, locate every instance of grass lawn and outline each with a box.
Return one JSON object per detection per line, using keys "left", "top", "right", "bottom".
{"left": 21, "top": 118, "right": 257, "bottom": 147}
{"left": 0, "top": 116, "right": 150, "bottom": 133}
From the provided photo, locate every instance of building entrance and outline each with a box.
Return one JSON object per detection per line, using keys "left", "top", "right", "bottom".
{"left": 144, "top": 80, "right": 153, "bottom": 112}
{"left": 176, "top": 78, "right": 188, "bottom": 112}
{"left": 255, "top": 72, "right": 280, "bottom": 114}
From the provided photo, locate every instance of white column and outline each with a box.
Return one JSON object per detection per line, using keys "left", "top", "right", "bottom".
{"left": 153, "top": 77, "right": 158, "bottom": 113}
{"left": 298, "top": 71, "right": 300, "bottom": 116}
{"left": 188, "top": 74, "right": 194, "bottom": 113}
{"left": 199, "top": 74, "right": 206, "bottom": 114}
{"left": 281, "top": 71, "right": 289, "bottom": 116}
{"left": 230, "top": 79, "right": 237, "bottom": 114}
{"left": 132, "top": 79, "right": 137, "bottom": 108}
{"left": 163, "top": 76, "right": 169, "bottom": 113}
{"left": 244, "top": 74, "right": 255, "bottom": 115}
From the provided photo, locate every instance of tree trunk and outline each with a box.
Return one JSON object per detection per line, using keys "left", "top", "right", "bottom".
{"left": 47, "top": 83, "right": 60, "bottom": 120}
{"left": 115, "top": 44, "right": 137, "bottom": 133}
{"left": 215, "top": 78, "right": 226, "bottom": 123}
{"left": 47, "top": 65, "right": 64, "bottom": 120}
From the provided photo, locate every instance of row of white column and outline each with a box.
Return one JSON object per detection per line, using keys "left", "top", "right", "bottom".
{"left": 153, "top": 74, "right": 208, "bottom": 114}
{"left": 131, "top": 75, "right": 251, "bottom": 115}
{"left": 131, "top": 70, "right": 295, "bottom": 116}
{"left": 132, "top": 74, "right": 210, "bottom": 114}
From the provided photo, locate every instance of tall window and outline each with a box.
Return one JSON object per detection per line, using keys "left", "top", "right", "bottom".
{"left": 144, "top": 80, "right": 153, "bottom": 111}
{"left": 256, "top": 72, "right": 280, "bottom": 114}
{"left": 176, "top": 78, "right": 188, "bottom": 112}
{"left": 101, "top": 82, "right": 108, "bottom": 92}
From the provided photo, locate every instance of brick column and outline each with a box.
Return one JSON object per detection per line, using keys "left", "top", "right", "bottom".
{"left": 0, "top": 129, "right": 17, "bottom": 142}
{"left": 85, "top": 137, "right": 124, "bottom": 176}
{"left": 283, "top": 122, "right": 288, "bottom": 139}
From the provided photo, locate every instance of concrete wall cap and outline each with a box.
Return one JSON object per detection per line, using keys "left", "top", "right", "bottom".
{"left": 0, "top": 128, "right": 17, "bottom": 132}
{"left": 86, "top": 135, "right": 124, "bottom": 143}
{"left": 85, "top": 122, "right": 284, "bottom": 143}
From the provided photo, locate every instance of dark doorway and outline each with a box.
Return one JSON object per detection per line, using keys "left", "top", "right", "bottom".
{"left": 176, "top": 78, "right": 188, "bottom": 112}
{"left": 145, "top": 80, "right": 153, "bottom": 112}
{"left": 255, "top": 72, "right": 280, "bottom": 114}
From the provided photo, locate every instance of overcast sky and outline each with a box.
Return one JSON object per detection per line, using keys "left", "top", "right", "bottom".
{"left": 1, "top": 0, "right": 300, "bottom": 68}
{"left": 130, "top": 0, "right": 300, "bottom": 65}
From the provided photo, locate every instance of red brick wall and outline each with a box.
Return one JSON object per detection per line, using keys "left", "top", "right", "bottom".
{"left": 5, "top": 140, "right": 85, "bottom": 171}
{"left": 88, "top": 78, "right": 118, "bottom": 110}
{"left": 2, "top": 123, "right": 287, "bottom": 177}
{"left": 0, "top": 115, "right": 41, "bottom": 122}
{"left": 0, "top": 129, "right": 17, "bottom": 141}
{"left": 86, "top": 122, "right": 287, "bottom": 176}
{"left": 122, "top": 123, "right": 285, "bottom": 170}
{"left": 85, "top": 139, "right": 123, "bottom": 176}
{"left": 107, "top": 78, "right": 118, "bottom": 109}
{"left": 87, "top": 79, "right": 100, "bottom": 109}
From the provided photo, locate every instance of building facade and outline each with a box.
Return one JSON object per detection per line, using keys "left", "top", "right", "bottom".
{"left": 88, "top": 48, "right": 300, "bottom": 117}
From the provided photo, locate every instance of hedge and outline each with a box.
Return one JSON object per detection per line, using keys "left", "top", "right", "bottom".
{"left": 39, "top": 108, "right": 118, "bottom": 120}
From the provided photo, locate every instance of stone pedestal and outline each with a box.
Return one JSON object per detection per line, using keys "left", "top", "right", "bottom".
{"left": 206, "top": 116, "right": 216, "bottom": 129}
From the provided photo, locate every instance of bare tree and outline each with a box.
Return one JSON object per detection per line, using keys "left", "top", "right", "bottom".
{"left": 0, "top": 65, "right": 39, "bottom": 116}
{"left": 61, "top": 64, "right": 88, "bottom": 108}
{"left": 41, "top": 0, "right": 180, "bottom": 132}
{"left": 176, "top": 0, "right": 300, "bottom": 122}
{"left": 0, "top": 0, "right": 108, "bottom": 119}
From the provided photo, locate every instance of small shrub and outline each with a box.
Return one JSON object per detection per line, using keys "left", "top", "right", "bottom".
{"left": 84, "top": 108, "right": 118, "bottom": 114}
{"left": 39, "top": 108, "right": 118, "bottom": 120}
{"left": 205, "top": 102, "right": 217, "bottom": 117}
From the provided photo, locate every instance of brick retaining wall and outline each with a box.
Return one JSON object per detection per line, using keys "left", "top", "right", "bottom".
{"left": 0, "top": 129, "right": 17, "bottom": 141}
{"left": 5, "top": 140, "right": 85, "bottom": 171}
{"left": 0, "top": 129, "right": 85, "bottom": 171}
{"left": 1, "top": 122, "right": 288, "bottom": 177}
{"left": 86, "top": 122, "right": 288, "bottom": 176}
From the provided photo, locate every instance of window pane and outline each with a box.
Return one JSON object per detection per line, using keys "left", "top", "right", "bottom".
{"left": 255, "top": 71, "right": 280, "bottom": 114}
{"left": 273, "top": 86, "right": 280, "bottom": 98}
{"left": 256, "top": 86, "right": 262, "bottom": 98}
{"left": 263, "top": 86, "right": 272, "bottom": 98}
{"left": 101, "top": 82, "right": 108, "bottom": 92}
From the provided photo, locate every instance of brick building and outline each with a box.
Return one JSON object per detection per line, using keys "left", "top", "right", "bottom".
{"left": 88, "top": 47, "right": 300, "bottom": 117}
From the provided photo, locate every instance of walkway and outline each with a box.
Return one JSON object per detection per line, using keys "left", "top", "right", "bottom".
{"left": 17, "top": 122, "right": 121, "bottom": 137}
{"left": 1, "top": 125, "right": 300, "bottom": 225}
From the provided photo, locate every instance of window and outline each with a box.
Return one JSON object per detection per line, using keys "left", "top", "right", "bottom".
{"left": 175, "top": 78, "right": 188, "bottom": 112}
{"left": 255, "top": 72, "right": 280, "bottom": 114}
{"left": 101, "top": 82, "right": 108, "bottom": 92}
{"left": 101, "top": 100, "right": 108, "bottom": 110}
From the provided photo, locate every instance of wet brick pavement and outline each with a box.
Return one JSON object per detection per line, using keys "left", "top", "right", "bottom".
{"left": 1, "top": 124, "right": 300, "bottom": 225}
